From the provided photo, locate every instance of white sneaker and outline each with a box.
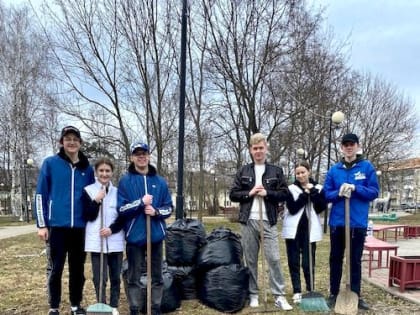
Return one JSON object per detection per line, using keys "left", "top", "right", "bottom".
{"left": 249, "top": 294, "right": 259, "bottom": 307}
{"left": 292, "top": 293, "right": 302, "bottom": 304}
{"left": 275, "top": 296, "right": 293, "bottom": 311}
{"left": 112, "top": 308, "right": 119, "bottom": 315}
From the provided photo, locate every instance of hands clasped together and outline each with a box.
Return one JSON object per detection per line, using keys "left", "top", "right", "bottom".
{"left": 249, "top": 184, "right": 267, "bottom": 197}
{"left": 339, "top": 183, "right": 355, "bottom": 198}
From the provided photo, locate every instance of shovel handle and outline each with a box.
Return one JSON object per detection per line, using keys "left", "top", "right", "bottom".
{"left": 345, "top": 197, "right": 351, "bottom": 287}
{"left": 146, "top": 214, "right": 151, "bottom": 315}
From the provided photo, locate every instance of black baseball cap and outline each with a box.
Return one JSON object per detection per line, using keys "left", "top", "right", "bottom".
{"left": 60, "top": 126, "right": 81, "bottom": 140}
{"left": 341, "top": 133, "right": 359, "bottom": 144}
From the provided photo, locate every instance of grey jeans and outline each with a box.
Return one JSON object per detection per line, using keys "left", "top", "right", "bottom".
{"left": 241, "top": 219, "right": 286, "bottom": 297}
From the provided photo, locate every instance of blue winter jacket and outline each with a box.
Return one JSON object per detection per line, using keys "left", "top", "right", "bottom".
{"left": 323, "top": 156, "right": 379, "bottom": 228}
{"left": 35, "top": 148, "right": 95, "bottom": 228}
{"left": 117, "top": 163, "right": 173, "bottom": 246}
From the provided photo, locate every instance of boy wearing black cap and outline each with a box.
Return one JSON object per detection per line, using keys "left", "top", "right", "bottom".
{"left": 323, "top": 133, "right": 379, "bottom": 310}
{"left": 117, "top": 141, "right": 173, "bottom": 315}
{"left": 35, "top": 126, "right": 95, "bottom": 315}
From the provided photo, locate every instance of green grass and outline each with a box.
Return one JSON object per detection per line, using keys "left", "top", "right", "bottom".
{"left": 1, "top": 214, "right": 420, "bottom": 314}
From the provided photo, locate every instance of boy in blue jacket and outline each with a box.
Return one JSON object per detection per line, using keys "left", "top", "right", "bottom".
{"left": 323, "top": 133, "right": 379, "bottom": 311}
{"left": 117, "top": 141, "right": 173, "bottom": 315}
{"left": 35, "top": 126, "right": 95, "bottom": 315}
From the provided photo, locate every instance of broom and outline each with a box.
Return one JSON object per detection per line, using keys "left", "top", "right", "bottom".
{"left": 300, "top": 194, "right": 329, "bottom": 312}
{"left": 87, "top": 200, "right": 113, "bottom": 315}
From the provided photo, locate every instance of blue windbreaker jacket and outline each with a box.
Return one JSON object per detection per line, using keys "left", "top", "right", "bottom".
{"left": 35, "top": 148, "right": 95, "bottom": 228}
{"left": 117, "top": 163, "right": 173, "bottom": 246}
{"left": 323, "top": 156, "right": 379, "bottom": 228}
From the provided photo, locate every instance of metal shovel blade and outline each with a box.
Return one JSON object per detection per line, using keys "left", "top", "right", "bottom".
{"left": 334, "top": 288, "right": 358, "bottom": 314}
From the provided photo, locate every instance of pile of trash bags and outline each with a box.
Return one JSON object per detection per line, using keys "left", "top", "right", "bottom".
{"left": 195, "top": 227, "right": 249, "bottom": 313}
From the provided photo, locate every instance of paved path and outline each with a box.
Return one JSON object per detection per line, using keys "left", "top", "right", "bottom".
{"left": 0, "top": 224, "right": 37, "bottom": 239}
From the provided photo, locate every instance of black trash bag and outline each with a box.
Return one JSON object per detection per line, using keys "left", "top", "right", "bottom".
{"left": 167, "top": 265, "right": 197, "bottom": 300}
{"left": 122, "top": 260, "right": 182, "bottom": 314}
{"left": 165, "top": 218, "right": 207, "bottom": 266}
{"left": 198, "top": 264, "right": 249, "bottom": 313}
{"left": 196, "top": 227, "right": 242, "bottom": 272}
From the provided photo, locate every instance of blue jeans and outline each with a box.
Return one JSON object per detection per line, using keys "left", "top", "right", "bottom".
{"left": 126, "top": 242, "right": 163, "bottom": 315}
{"left": 329, "top": 226, "right": 366, "bottom": 296}
{"left": 91, "top": 252, "right": 123, "bottom": 307}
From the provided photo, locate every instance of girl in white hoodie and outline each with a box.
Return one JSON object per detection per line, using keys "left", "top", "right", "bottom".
{"left": 83, "top": 157, "right": 124, "bottom": 315}
{"left": 281, "top": 160, "right": 327, "bottom": 304}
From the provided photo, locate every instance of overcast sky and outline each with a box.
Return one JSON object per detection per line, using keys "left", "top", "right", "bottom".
{"left": 6, "top": 0, "right": 420, "bottom": 154}
{"left": 312, "top": 0, "right": 420, "bottom": 155}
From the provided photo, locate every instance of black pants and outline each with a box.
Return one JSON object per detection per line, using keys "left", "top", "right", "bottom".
{"left": 285, "top": 231, "right": 316, "bottom": 293}
{"left": 126, "top": 242, "right": 163, "bottom": 315}
{"left": 48, "top": 227, "right": 86, "bottom": 308}
{"left": 329, "top": 226, "right": 366, "bottom": 296}
{"left": 91, "top": 252, "right": 123, "bottom": 307}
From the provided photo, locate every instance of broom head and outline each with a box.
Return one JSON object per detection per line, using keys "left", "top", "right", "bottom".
{"left": 300, "top": 291, "right": 330, "bottom": 312}
{"left": 86, "top": 302, "right": 113, "bottom": 315}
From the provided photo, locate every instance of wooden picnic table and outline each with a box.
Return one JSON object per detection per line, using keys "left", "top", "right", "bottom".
{"left": 373, "top": 224, "right": 407, "bottom": 242}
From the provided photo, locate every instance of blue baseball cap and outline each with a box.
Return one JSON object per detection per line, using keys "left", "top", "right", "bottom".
{"left": 130, "top": 141, "right": 150, "bottom": 154}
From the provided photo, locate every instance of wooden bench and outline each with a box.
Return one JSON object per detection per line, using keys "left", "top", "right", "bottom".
{"left": 372, "top": 224, "right": 407, "bottom": 242}
{"left": 363, "top": 236, "right": 398, "bottom": 277}
{"left": 403, "top": 226, "right": 420, "bottom": 239}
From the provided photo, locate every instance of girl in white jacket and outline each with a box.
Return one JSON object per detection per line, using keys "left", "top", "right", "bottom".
{"left": 281, "top": 160, "right": 327, "bottom": 304}
{"left": 83, "top": 157, "right": 124, "bottom": 315}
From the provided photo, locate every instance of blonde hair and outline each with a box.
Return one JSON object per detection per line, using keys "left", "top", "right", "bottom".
{"left": 249, "top": 133, "right": 267, "bottom": 146}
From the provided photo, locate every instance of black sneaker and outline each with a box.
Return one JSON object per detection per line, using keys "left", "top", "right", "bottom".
{"left": 71, "top": 306, "right": 86, "bottom": 315}
{"left": 327, "top": 295, "right": 336, "bottom": 308}
{"left": 358, "top": 298, "right": 370, "bottom": 310}
{"left": 48, "top": 310, "right": 59, "bottom": 315}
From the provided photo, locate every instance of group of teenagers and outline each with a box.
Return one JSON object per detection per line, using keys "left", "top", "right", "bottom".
{"left": 35, "top": 126, "right": 172, "bottom": 315}
{"left": 34, "top": 126, "right": 379, "bottom": 315}
{"left": 230, "top": 132, "right": 379, "bottom": 311}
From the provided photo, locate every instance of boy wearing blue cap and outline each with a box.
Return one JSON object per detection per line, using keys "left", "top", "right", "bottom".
{"left": 117, "top": 141, "right": 173, "bottom": 315}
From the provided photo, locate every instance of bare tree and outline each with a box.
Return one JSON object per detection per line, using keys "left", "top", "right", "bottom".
{"left": 202, "top": 0, "right": 318, "bottom": 169}
{"left": 0, "top": 4, "right": 57, "bottom": 216}
{"left": 118, "top": 0, "right": 180, "bottom": 174}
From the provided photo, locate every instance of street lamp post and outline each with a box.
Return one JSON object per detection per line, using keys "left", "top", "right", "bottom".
{"left": 24, "top": 158, "right": 34, "bottom": 223}
{"left": 324, "top": 111, "right": 345, "bottom": 233}
{"left": 189, "top": 168, "right": 195, "bottom": 219}
{"left": 210, "top": 169, "right": 217, "bottom": 216}
{"left": 0, "top": 183, "right": 4, "bottom": 215}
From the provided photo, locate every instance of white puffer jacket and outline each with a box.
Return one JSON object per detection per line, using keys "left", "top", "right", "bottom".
{"left": 281, "top": 183, "right": 323, "bottom": 242}
{"left": 84, "top": 181, "right": 125, "bottom": 253}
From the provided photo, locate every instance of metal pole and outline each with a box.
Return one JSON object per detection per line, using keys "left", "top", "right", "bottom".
{"left": 324, "top": 118, "right": 333, "bottom": 233}
{"left": 23, "top": 163, "right": 29, "bottom": 222}
{"left": 175, "top": 0, "right": 188, "bottom": 220}
{"left": 189, "top": 171, "right": 193, "bottom": 219}
{"left": 213, "top": 173, "right": 216, "bottom": 215}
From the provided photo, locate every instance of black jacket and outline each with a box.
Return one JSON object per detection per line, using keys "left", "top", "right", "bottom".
{"left": 229, "top": 162, "right": 289, "bottom": 226}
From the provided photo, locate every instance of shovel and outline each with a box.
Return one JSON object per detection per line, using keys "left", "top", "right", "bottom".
{"left": 334, "top": 197, "right": 358, "bottom": 315}
{"left": 144, "top": 175, "right": 152, "bottom": 315}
